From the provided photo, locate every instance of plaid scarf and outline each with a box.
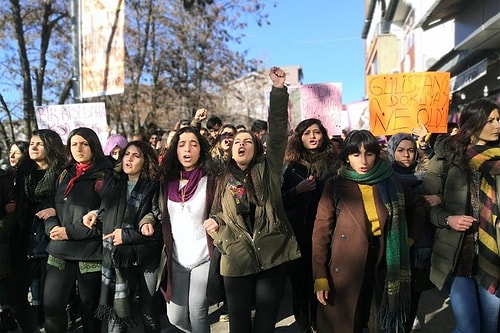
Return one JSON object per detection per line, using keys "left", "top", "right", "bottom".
{"left": 466, "top": 145, "right": 500, "bottom": 295}
{"left": 24, "top": 167, "right": 58, "bottom": 202}
{"left": 299, "top": 150, "right": 337, "bottom": 180}
{"left": 339, "top": 159, "right": 411, "bottom": 331}
{"left": 96, "top": 180, "right": 135, "bottom": 328}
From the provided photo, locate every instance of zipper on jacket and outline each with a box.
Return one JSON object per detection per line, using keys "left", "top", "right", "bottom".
{"left": 230, "top": 218, "right": 262, "bottom": 271}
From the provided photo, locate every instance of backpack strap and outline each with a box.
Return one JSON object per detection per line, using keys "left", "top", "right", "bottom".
{"left": 58, "top": 169, "right": 68, "bottom": 185}
{"left": 57, "top": 168, "right": 105, "bottom": 194}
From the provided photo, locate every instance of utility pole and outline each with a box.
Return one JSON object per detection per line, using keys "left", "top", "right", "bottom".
{"left": 71, "top": 0, "right": 82, "bottom": 103}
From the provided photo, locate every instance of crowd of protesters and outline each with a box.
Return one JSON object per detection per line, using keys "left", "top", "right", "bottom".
{"left": 1, "top": 67, "right": 500, "bottom": 333}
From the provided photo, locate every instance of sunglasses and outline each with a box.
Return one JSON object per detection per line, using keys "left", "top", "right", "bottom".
{"left": 220, "top": 132, "right": 235, "bottom": 140}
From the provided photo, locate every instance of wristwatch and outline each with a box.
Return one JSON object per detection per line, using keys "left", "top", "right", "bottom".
{"left": 444, "top": 216, "right": 450, "bottom": 228}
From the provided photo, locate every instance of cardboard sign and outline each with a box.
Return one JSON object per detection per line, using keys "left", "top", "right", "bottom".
{"left": 283, "top": 83, "right": 343, "bottom": 136}
{"left": 300, "top": 83, "right": 343, "bottom": 135}
{"left": 35, "top": 102, "right": 108, "bottom": 146}
{"left": 367, "top": 72, "right": 450, "bottom": 136}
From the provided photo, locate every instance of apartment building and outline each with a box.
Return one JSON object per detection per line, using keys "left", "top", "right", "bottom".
{"left": 362, "top": 0, "right": 500, "bottom": 114}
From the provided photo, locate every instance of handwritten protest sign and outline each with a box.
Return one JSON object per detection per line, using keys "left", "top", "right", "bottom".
{"left": 367, "top": 72, "right": 450, "bottom": 136}
{"left": 281, "top": 83, "right": 343, "bottom": 136}
{"left": 35, "top": 102, "right": 108, "bottom": 146}
{"left": 300, "top": 83, "right": 342, "bottom": 136}
{"left": 266, "top": 83, "right": 342, "bottom": 136}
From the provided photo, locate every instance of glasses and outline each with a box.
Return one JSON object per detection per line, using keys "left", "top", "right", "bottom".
{"left": 10, "top": 150, "right": 22, "bottom": 155}
{"left": 220, "top": 132, "right": 234, "bottom": 140}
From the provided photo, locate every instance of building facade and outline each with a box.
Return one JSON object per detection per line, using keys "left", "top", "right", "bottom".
{"left": 362, "top": 0, "right": 500, "bottom": 114}
{"left": 221, "top": 65, "right": 303, "bottom": 126}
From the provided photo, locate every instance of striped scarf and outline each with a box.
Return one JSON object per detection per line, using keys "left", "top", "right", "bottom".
{"left": 339, "top": 158, "right": 411, "bottom": 331}
{"left": 96, "top": 179, "right": 137, "bottom": 329}
{"left": 467, "top": 145, "right": 500, "bottom": 295}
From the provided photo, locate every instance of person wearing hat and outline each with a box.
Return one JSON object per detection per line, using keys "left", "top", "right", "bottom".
{"left": 103, "top": 134, "right": 129, "bottom": 162}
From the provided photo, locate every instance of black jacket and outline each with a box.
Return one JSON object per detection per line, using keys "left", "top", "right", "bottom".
{"left": 45, "top": 160, "right": 113, "bottom": 261}
{"left": 99, "top": 175, "right": 162, "bottom": 270}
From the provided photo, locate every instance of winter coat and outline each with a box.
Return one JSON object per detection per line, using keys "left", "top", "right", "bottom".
{"left": 282, "top": 160, "right": 335, "bottom": 256}
{"left": 45, "top": 160, "right": 113, "bottom": 261}
{"left": 312, "top": 175, "right": 424, "bottom": 332}
{"left": 420, "top": 142, "right": 468, "bottom": 290}
{"left": 208, "top": 86, "right": 301, "bottom": 277}
{"left": 99, "top": 176, "right": 163, "bottom": 270}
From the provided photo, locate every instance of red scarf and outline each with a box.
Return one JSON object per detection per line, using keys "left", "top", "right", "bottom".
{"left": 64, "top": 163, "right": 92, "bottom": 197}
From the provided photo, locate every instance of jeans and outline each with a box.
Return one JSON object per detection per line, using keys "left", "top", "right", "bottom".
{"left": 166, "top": 260, "right": 210, "bottom": 333}
{"left": 448, "top": 276, "right": 500, "bottom": 333}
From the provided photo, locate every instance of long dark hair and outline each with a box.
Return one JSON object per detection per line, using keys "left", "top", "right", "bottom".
{"left": 159, "top": 126, "right": 215, "bottom": 182}
{"left": 285, "top": 118, "right": 333, "bottom": 163}
{"left": 114, "top": 141, "right": 159, "bottom": 181}
{"left": 219, "top": 130, "right": 265, "bottom": 205}
{"left": 65, "top": 127, "right": 106, "bottom": 166}
{"left": 449, "top": 99, "right": 500, "bottom": 176}
{"left": 18, "top": 129, "right": 66, "bottom": 174}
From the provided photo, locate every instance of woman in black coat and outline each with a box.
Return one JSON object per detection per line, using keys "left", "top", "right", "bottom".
{"left": 281, "top": 118, "right": 337, "bottom": 333}
{"left": 43, "top": 127, "right": 113, "bottom": 333}
{"left": 7, "top": 130, "right": 65, "bottom": 332}
{"left": 83, "top": 140, "right": 163, "bottom": 332}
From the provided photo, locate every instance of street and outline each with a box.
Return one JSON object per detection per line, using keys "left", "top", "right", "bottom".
{"left": 90, "top": 279, "right": 454, "bottom": 333}
{"left": 206, "top": 282, "right": 454, "bottom": 333}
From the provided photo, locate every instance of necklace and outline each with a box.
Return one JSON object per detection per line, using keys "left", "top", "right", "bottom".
{"left": 181, "top": 184, "right": 186, "bottom": 209}
{"left": 180, "top": 171, "right": 187, "bottom": 210}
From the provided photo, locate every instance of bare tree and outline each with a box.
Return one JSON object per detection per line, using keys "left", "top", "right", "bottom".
{"left": 0, "top": 0, "right": 71, "bottom": 140}
{"left": 0, "top": 0, "right": 273, "bottom": 143}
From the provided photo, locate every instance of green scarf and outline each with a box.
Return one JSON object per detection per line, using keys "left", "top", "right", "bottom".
{"left": 466, "top": 145, "right": 500, "bottom": 296}
{"left": 338, "top": 157, "right": 394, "bottom": 185}
{"left": 340, "top": 159, "right": 411, "bottom": 331}
{"left": 24, "top": 167, "right": 58, "bottom": 202}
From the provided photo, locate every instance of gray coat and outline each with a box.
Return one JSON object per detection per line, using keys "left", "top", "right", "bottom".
{"left": 421, "top": 143, "right": 467, "bottom": 290}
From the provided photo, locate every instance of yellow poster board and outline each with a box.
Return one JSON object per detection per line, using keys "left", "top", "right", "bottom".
{"left": 367, "top": 72, "right": 450, "bottom": 136}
